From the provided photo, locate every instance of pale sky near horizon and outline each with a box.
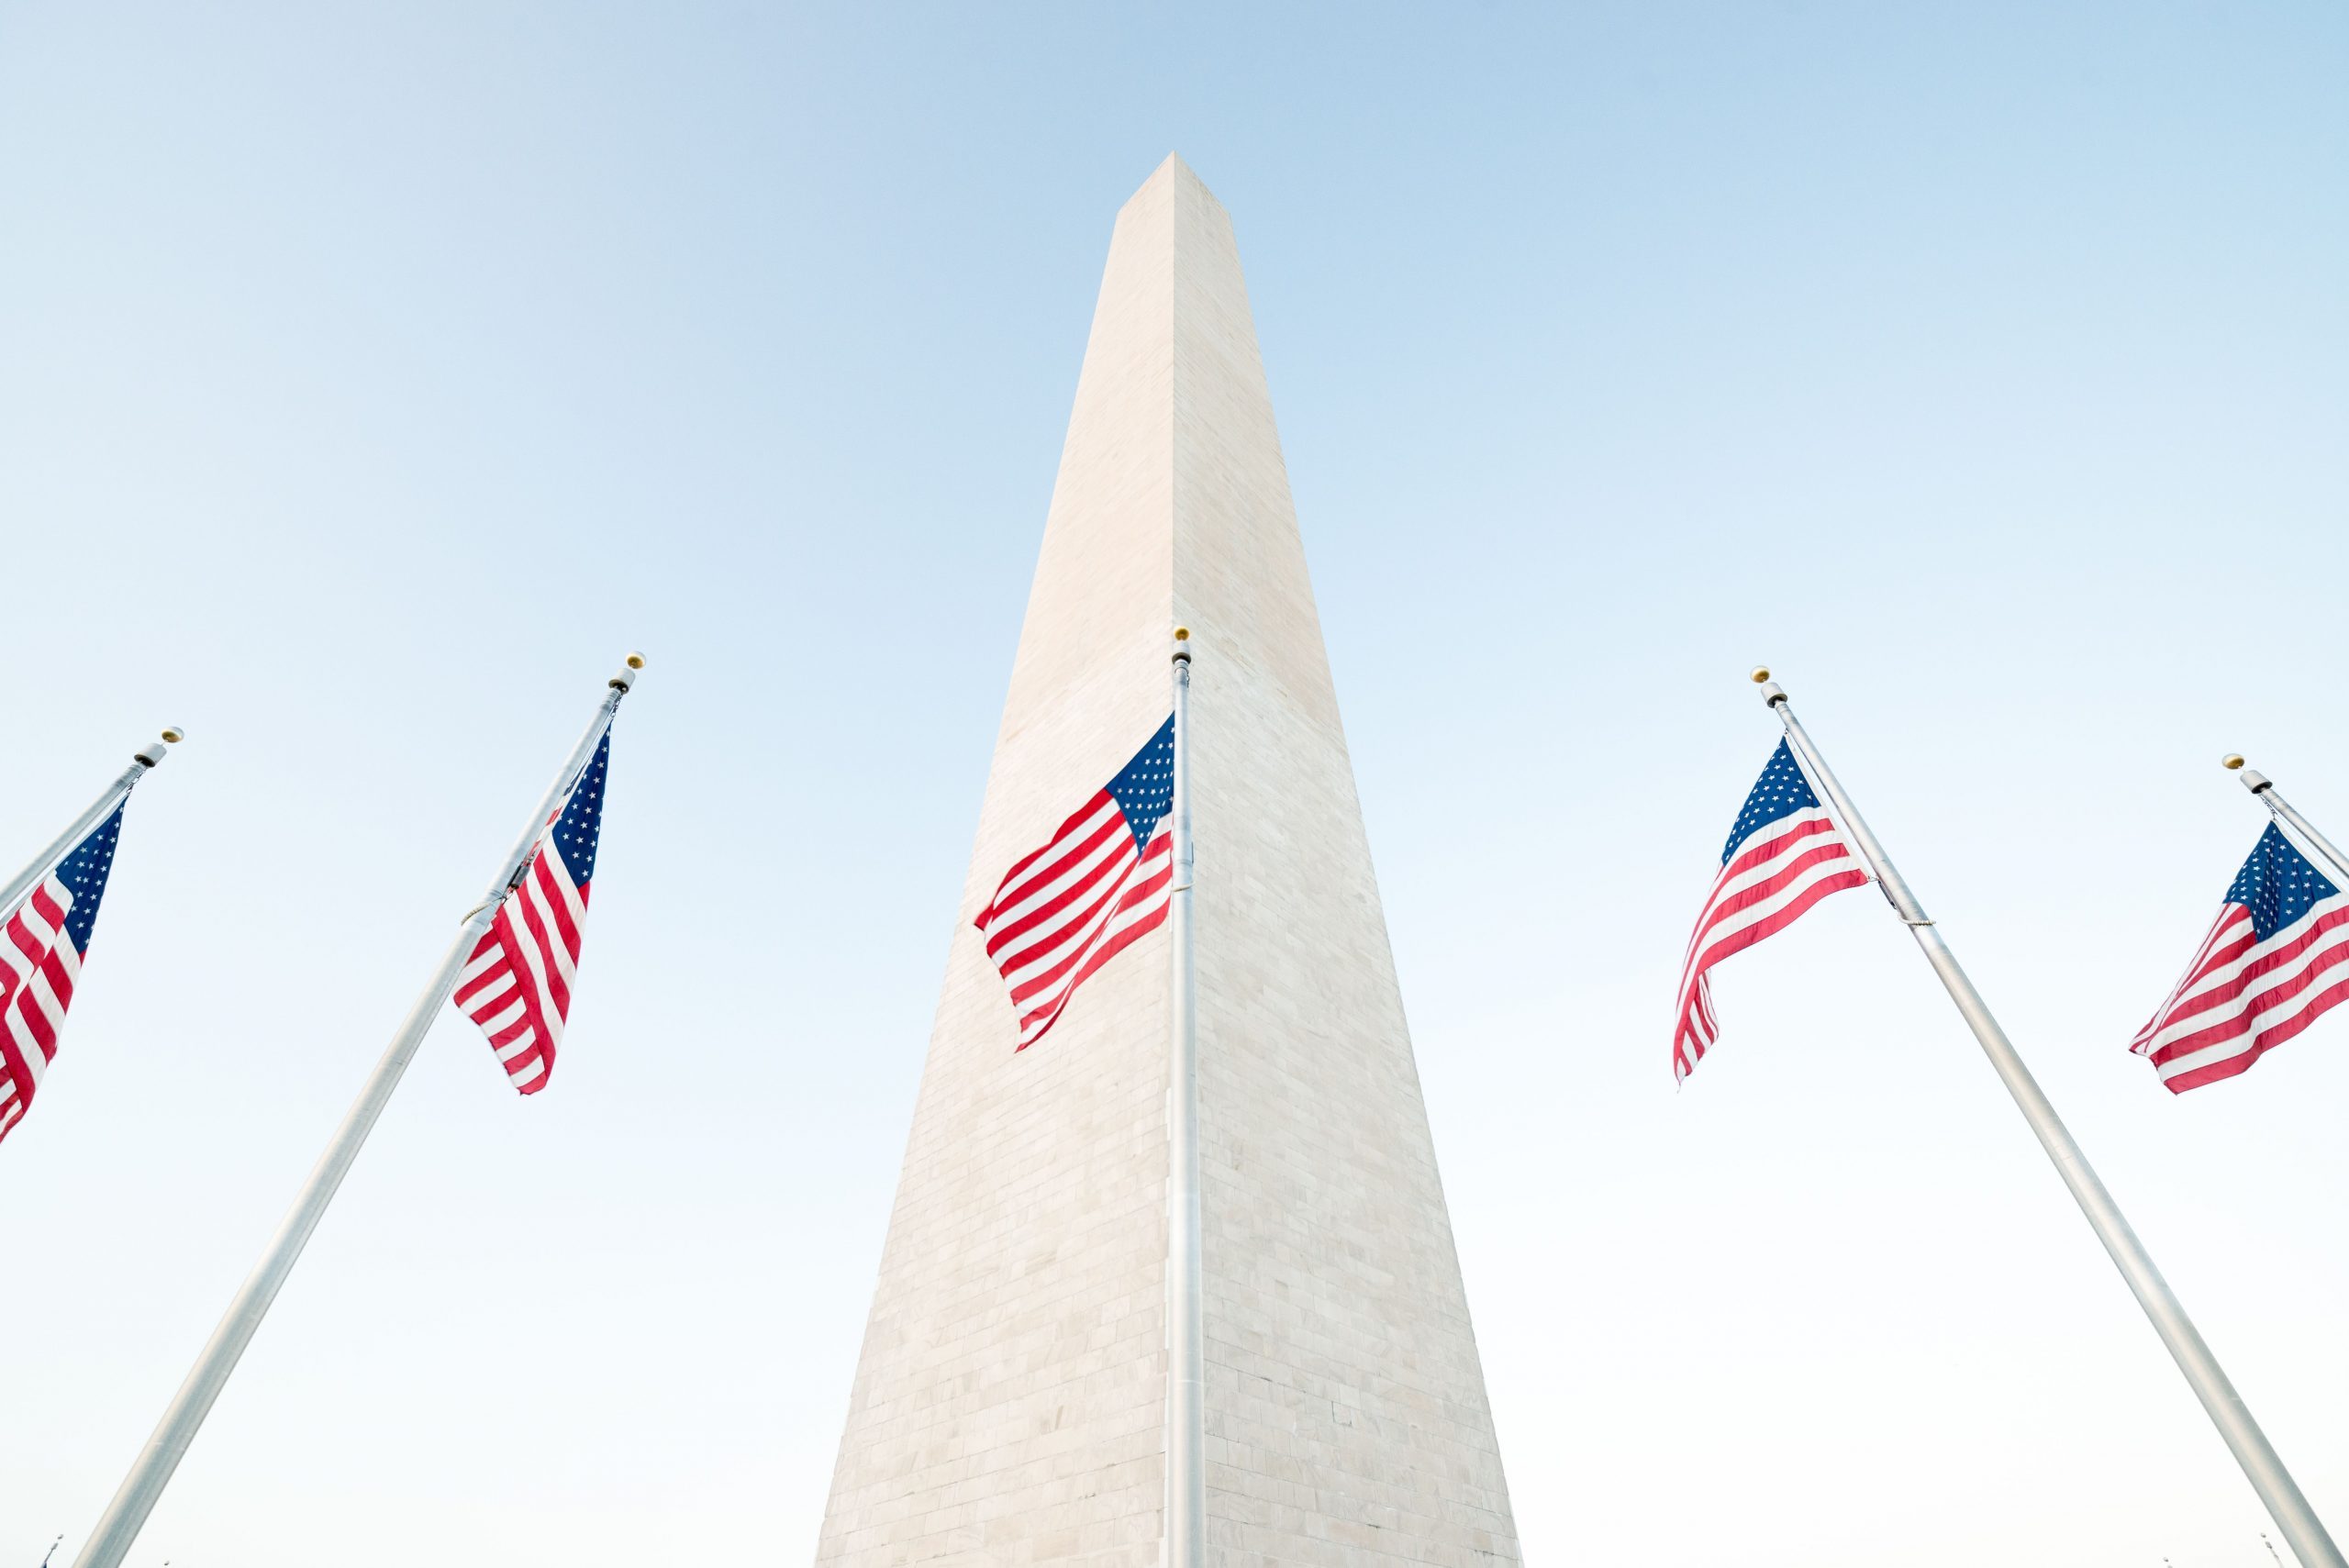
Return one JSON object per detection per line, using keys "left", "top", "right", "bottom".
{"left": 4, "top": 4, "right": 2346, "bottom": 1565}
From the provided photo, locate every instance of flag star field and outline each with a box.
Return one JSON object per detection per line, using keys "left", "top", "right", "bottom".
{"left": 2227, "top": 823, "right": 2335, "bottom": 940}
{"left": 1104, "top": 720, "right": 1175, "bottom": 851}
{"left": 1721, "top": 743, "right": 1822, "bottom": 864}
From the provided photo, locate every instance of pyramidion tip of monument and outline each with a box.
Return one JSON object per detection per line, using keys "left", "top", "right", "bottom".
{"left": 1140, "top": 150, "right": 1219, "bottom": 204}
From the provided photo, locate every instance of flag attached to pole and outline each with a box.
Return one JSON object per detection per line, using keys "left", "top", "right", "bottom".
{"left": 976, "top": 717, "right": 1175, "bottom": 1049}
{"left": 454, "top": 728, "right": 614, "bottom": 1094}
{"left": 1673, "top": 739, "right": 1869, "bottom": 1084}
{"left": 2131, "top": 823, "right": 2349, "bottom": 1093}
{"left": 0, "top": 806, "right": 128, "bottom": 1142}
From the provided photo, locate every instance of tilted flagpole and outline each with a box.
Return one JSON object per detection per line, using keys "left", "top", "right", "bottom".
{"left": 1753, "top": 669, "right": 2343, "bottom": 1568}
{"left": 0, "top": 729, "right": 183, "bottom": 918}
{"left": 1165, "top": 626, "right": 1205, "bottom": 1568}
{"left": 70, "top": 658, "right": 643, "bottom": 1568}
{"left": 2224, "top": 754, "right": 2349, "bottom": 887}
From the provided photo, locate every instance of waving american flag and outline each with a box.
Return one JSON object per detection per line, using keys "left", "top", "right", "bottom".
{"left": 0, "top": 806, "right": 128, "bottom": 1142}
{"left": 2131, "top": 823, "right": 2349, "bottom": 1093}
{"left": 454, "top": 728, "right": 614, "bottom": 1095}
{"left": 977, "top": 717, "right": 1175, "bottom": 1050}
{"left": 1674, "top": 740, "right": 1869, "bottom": 1084}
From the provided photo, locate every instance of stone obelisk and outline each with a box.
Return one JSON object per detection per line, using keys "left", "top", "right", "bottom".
{"left": 815, "top": 155, "right": 1520, "bottom": 1568}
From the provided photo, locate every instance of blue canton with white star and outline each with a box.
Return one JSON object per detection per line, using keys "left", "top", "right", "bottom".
{"left": 1722, "top": 740, "right": 1824, "bottom": 865}
{"left": 1106, "top": 717, "right": 1175, "bottom": 852}
{"left": 551, "top": 732, "right": 611, "bottom": 886}
{"left": 2227, "top": 823, "right": 2337, "bottom": 941}
{"left": 51, "top": 805, "right": 125, "bottom": 954}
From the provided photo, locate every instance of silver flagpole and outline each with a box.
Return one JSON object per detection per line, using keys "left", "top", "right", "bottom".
{"left": 0, "top": 729, "right": 183, "bottom": 918}
{"left": 70, "top": 658, "right": 642, "bottom": 1568}
{"left": 1753, "top": 669, "right": 2343, "bottom": 1568}
{"left": 2224, "top": 755, "right": 2349, "bottom": 887}
{"left": 1165, "top": 626, "right": 1204, "bottom": 1568}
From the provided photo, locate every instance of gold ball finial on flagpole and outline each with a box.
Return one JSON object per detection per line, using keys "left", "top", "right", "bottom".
{"left": 626, "top": 652, "right": 646, "bottom": 670}
{"left": 2222, "top": 753, "right": 2245, "bottom": 771}
{"left": 133, "top": 727, "right": 182, "bottom": 767}
{"left": 1750, "top": 665, "right": 1771, "bottom": 684}
{"left": 1174, "top": 627, "right": 1189, "bottom": 641}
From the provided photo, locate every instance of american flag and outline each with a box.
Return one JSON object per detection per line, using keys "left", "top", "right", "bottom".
{"left": 1674, "top": 739, "right": 1869, "bottom": 1084}
{"left": 976, "top": 717, "right": 1175, "bottom": 1050}
{"left": 454, "top": 728, "right": 613, "bottom": 1095}
{"left": 0, "top": 806, "right": 128, "bottom": 1143}
{"left": 2131, "top": 822, "right": 2349, "bottom": 1093}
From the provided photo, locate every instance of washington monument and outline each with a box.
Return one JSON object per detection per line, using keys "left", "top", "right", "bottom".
{"left": 816, "top": 155, "right": 1520, "bottom": 1568}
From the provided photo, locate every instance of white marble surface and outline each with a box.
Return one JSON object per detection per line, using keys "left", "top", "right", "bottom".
{"left": 815, "top": 156, "right": 1518, "bottom": 1568}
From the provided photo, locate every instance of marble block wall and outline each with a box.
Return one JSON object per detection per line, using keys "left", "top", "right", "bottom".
{"left": 815, "top": 155, "right": 1519, "bottom": 1568}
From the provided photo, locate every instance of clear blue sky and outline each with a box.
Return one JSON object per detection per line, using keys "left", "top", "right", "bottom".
{"left": 4, "top": 4, "right": 2345, "bottom": 1564}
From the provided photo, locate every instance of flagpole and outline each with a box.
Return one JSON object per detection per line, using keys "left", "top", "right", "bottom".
{"left": 1753, "top": 669, "right": 2343, "bottom": 1568}
{"left": 1165, "top": 626, "right": 1204, "bottom": 1568}
{"left": 0, "top": 729, "right": 182, "bottom": 917}
{"left": 2224, "top": 756, "right": 2349, "bottom": 888}
{"left": 69, "top": 658, "right": 642, "bottom": 1568}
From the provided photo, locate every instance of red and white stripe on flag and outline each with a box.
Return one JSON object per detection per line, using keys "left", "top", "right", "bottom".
{"left": 0, "top": 879, "right": 83, "bottom": 1140}
{"left": 1674, "top": 740, "right": 1868, "bottom": 1084}
{"left": 976, "top": 717, "right": 1176, "bottom": 1050}
{"left": 0, "top": 805, "right": 127, "bottom": 1144}
{"left": 453, "top": 729, "right": 612, "bottom": 1095}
